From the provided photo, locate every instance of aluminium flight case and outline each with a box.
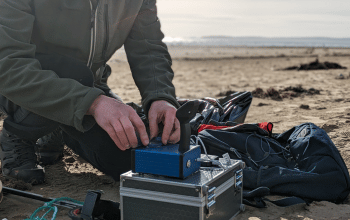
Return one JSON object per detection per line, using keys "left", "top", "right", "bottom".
{"left": 120, "top": 158, "right": 245, "bottom": 220}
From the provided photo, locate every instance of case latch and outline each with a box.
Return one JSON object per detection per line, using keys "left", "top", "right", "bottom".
{"left": 235, "top": 169, "right": 243, "bottom": 191}
{"left": 206, "top": 187, "right": 216, "bottom": 215}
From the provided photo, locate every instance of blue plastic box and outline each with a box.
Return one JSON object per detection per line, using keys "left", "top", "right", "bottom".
{"left": 132, "top": 138, "right": 201, "bottom": 179}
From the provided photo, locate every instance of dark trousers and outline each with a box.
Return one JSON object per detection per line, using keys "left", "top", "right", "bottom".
{"left": 0, "top": 53, "right": 131, "bottom": 181}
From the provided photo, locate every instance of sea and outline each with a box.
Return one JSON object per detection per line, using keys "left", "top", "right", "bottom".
{"left": 162, "top": 36, "right": 350, "bottom": 48}
{"left": 112, "top": 36, "right": 350, "bottom": 60}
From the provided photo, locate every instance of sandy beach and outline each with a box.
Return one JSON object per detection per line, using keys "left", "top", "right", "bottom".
{"left": 1, "top": 46, "right": 350, "bottom": 219}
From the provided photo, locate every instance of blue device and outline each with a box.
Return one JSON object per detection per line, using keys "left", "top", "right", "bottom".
{"left": 132, "top": 101, "right": 203, "bottom": 179}
{"left": 131, "top": 137, "right": 201, "bottom": 179}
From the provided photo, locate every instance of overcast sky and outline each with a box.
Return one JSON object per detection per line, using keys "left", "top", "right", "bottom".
{"left": 157, "top": 0, "right": 349, "bottom": 38}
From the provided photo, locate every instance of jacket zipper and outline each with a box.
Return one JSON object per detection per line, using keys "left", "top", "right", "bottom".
{"left": 87, "top": 1, "right": 93, "bottom": 67}
{"left": 102, "top": 4, "right": 109, "bottom": 61}
{"left": 87, "top": 0, "right": 100, "bottom": 68}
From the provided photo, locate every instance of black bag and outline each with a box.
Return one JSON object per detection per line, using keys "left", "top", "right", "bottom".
{"left": 128, "top": 92, "right": 253, "bottom": 135}
{"left": 198, "top": 122, "right": 350, "bottom": 205}
{"left": 178, "top": 91, "right": 253, "bottom": 134}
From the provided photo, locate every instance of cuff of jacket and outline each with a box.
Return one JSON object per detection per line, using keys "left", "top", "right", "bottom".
{"left": 73, "top": 88, "right": 104, "bottom": 132}
{"left": 142, "top": 94, "right": 180, "bottom": 117}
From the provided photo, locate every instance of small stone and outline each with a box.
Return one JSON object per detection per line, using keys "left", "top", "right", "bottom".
{"left": 65, "top": 157, "right": 75, "bottom": 163}
{"left": 257, "top": 103, "right": 269, "bottom": 107}
{"left": 335, "top": 74, "right": 345, "bottom": 79}
{"left": 300, "top": 104, "right": 310, "bottom": 109}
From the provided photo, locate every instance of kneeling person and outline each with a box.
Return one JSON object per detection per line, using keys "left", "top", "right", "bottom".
{"left": 0, "top": 0, "right": 180, "bottom": 184}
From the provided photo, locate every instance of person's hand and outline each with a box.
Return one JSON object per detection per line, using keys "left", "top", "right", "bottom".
{"left": 148, "top": 100, "right": 180, "bottom": 145}
{"left": 87, "top": 95, "right": 149, "bottom": 151}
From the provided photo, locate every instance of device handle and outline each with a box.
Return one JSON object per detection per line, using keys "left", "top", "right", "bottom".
{"left": 176, "top": 100, "right": 203, "bottom": 153}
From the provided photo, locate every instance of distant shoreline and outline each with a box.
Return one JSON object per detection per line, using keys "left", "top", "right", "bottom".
{"left": 112, "top": 46, "right": 350, "bottom": 62}
{"left": 171, "top": 54, "right": 350, "bottom": 62}
{"left": 167, "top": 45, "right": 350, "bottom": 49}
{"left": 162, "top": 36, "right": 350, "bottom": 48}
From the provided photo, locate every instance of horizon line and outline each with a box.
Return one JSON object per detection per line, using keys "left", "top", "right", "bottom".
{"left": 164, "top": 36, "right": 350, "bottom": 40}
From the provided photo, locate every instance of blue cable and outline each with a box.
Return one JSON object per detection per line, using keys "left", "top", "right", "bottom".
{"left": 24, "top": 197, "right": 83, "bottom": 220}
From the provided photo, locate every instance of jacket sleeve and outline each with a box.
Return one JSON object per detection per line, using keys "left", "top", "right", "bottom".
{"left": 124, "top": 0, "right": 180, "bottom": 114}
{"left": 0, "top": 0, "right": 104, "bottom": 132}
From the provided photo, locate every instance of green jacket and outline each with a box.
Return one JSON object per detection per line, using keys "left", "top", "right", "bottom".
{"left": 0, "top": 0, "right": 178, "bottom": 132}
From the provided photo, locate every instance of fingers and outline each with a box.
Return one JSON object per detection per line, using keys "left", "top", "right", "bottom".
{"left": 111, "top": 121, "right": 130, "bottom": 150}
{"left": 105, "top": 124, "right": 127, "bottom": 151}
{"left": 119, "top": 117, "right": 138, "bottom": 148}
{"left": 168, "top": 119, "right": 180, "bottom": 144}
{"left": 161, "top": 109, "right": 176, "bottom": 145}
{"left": 129, "top": 111, "right": 149, "bottom": 146}
{"left": 92, "top": 97, "right": 150, "bottom": 149}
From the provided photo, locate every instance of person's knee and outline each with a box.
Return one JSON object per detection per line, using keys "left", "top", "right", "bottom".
{"left": 35, "top": 53, "right": 94, "bottom": 87}
{"left": 95, "top": 153, "right": 131, "bottom": 181}
{"left": 62, "top": 128, "right": 132, "bottom": 181}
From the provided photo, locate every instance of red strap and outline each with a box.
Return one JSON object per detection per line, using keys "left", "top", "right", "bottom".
{"left": 198, "top": 122, "right": 273, "bottom": 134}
{"left": 258, "top": 122, "right": 273, "bottom": 133}
{"left": 198, "top": 124, "right": 230, "bottom": 133}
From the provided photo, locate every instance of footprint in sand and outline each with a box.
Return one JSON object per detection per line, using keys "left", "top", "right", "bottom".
{"left": 341, "top": 132, "right": 350, "bottom": 138}
{"left": 300, "top": 115, "right": 327, "bottom": 124}
{"left": 321, "top": 124, "right": 339, "bottom": 133}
